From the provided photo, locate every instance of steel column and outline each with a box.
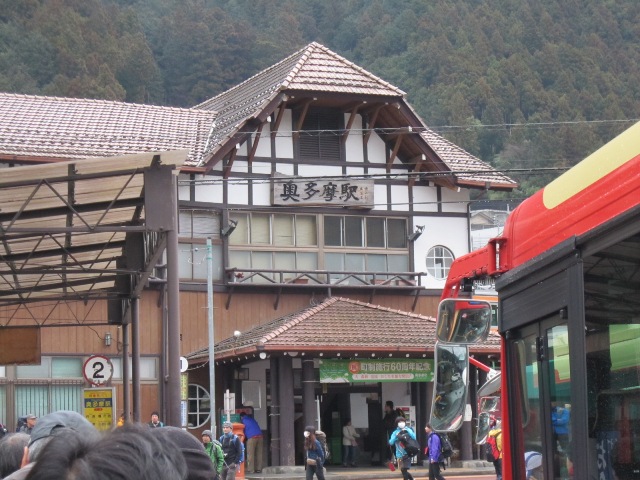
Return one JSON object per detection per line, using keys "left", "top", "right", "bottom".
{"left": 166, "top": 176, "right": 181, "bottom": 426}
{"left": 278, "top": 355, "right": 295, "bottom": 466}
{"left": 132, "top": 296, "right": 141, "bottom": 422}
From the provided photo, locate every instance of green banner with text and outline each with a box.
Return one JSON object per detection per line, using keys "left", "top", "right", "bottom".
{"left": 319, "top": 359, "right": 434, "bottom": 383}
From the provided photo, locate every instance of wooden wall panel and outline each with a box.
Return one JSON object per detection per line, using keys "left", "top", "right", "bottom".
{"left": 178, "top": 290, "right": 440, "bottom": 357}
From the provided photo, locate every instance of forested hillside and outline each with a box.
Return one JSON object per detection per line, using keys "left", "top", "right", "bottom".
{"left": 1, "top": 0, "right": 638, "bottom": 197}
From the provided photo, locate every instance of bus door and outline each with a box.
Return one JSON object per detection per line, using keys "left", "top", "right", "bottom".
{"left": 509, "top": 312, "right": 572, "bottom": 480}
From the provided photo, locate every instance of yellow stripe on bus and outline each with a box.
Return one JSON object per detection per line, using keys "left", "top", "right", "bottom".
{"left": 543, "top": 121, "right": 640, "bottom": 209}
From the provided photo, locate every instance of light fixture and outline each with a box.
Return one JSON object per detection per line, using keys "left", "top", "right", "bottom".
{"left": 259, "top": 352, "right": 267, "bottom": 360}
{"left": 221, "top": 219, "right": 238, "bottom": 238}
{"left": 104, "top": 332, "right": 112, "bottom": 347}
{"left": 407, "top": 225, "right": 425, "bottom": 242}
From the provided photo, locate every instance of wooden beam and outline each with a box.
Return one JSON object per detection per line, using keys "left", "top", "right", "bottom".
{"left": 292, "top": 99, "right": 314, "bottom": 139}
{"left": 247, "top": 123, "right": 265, "bottom": 165}
{"left": 387, "top": 134, "right": 403, "bottom": 172}
{"left": 363, "top": 104, "right": 384, "bottom": 145}
{"left": 408, "top": 154, "right": 426, "bottom": 187}
{"left": 223, "top": 147, "right": 237, "bottom": 179}
{"left": 270, "top": 100, "right": 288, "bottom": 140}
{"left": 341, "top": 104, "right": 362, "bottom": 144}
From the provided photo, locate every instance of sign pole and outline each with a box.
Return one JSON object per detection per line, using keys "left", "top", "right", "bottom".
{"left": 207, "top": 238, "right": 216, "bottom": 436}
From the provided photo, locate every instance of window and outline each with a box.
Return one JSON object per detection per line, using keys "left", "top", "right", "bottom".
{"left": 298, "top": 108, "right": 343, "bottom": 161}
{"left": 324, "top": 216, "right": 407, "bottom": 249}
{"left": 51, "top": 358, "right": 82, "bottom": 378}
{"left": 242, "top": 380, "right": 261, "bottom": 409}
{"left": 229, "top": 213, "right": 410, "bottom": 280}
{"left": 178, "top": 209, "right": 223, "bottom": 281}
{"left": 179, "top": 242, "right": 223, "bottom": 281}
{"left": 187, "top": 384, "right": 210, "bottom": 429}
{"left": 179, "top": 210, "right": 220, "bottom": 239}
{"left": 111, "top": 357, "right": 158, "bottom": 380}
{"left": 14, "top": 357, "right": 84, "bottom": 418}
{"left": 426, "top": 245, "right": 455, "bottom": 280}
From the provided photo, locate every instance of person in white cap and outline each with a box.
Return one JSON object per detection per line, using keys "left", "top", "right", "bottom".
{"left": 524, "top": 451, "right": 543, "bottom": 480}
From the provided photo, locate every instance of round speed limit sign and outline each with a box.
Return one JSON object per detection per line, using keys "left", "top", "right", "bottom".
{"left": 83, "top": 355, "right": 114, "bottom": 386}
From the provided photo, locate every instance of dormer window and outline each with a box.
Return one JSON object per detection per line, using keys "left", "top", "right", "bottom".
{"left": 297, "top": 107, "right": 343, "bottom": 161}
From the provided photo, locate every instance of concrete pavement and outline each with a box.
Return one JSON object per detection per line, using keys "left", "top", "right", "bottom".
{"left": 244, "top": 461, "right": 496, "bottom": 479}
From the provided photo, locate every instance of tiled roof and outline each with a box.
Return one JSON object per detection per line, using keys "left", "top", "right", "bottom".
{"left": 195, "top": 42, "right": 405, "bottom": 157}
{"left": 422, "top": 128, "right": 518, "bottom": 188}
{"left": 186, "top": 297, "right": 501, "bottom": 362}
{"left": 0, "top": 93, "right": 216, "bottom": 165}
{"left": 194, "top": 42, "right": 516, "bottom": 189}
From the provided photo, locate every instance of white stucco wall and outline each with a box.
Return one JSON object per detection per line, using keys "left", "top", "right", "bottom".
{"left": 412, "top": 215, "right": 470, "bottom": 289}
{"left": 440, "top": 186, "right": 470, "bottom": 214}
{"left": 274, "top": 110, "right": 294, "bottom": 158}
{"left": 344, "top": 114, "right": 364, "bottom": 163}
{"left": 389, "top": 185, "right": 409, "bottom": 212}
{"left": 193, "top": 174, "right": 224, "bottom": 204}
{"left": 411, "top": 186, "right": 439, "bottom": 213}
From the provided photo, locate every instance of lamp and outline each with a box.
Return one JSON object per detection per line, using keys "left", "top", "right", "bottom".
{"left": 221, "top": 219, "right": 238, "bottom": 238}
{"left": 104, "top": 332, "right": 112, "bottom": 347}
{"left": 407, "top": 225, "right": 425, "bottom": 242}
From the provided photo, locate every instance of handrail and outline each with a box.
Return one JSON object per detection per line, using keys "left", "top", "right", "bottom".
{"left": 224, "top": 267, "right": 426, "bottom": 287}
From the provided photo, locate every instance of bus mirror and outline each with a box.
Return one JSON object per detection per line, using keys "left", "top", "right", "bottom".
{"left": 429, "top": 343, "right": 468, "bottom": 432}
{"left": 476, "top": 412, "right": 491, "bottom": 444}
{"left": 479, "top": 396, "right": 500, "bottom": 413}
{"left": 436, "top": 299, "right": 493, "bottom": 344}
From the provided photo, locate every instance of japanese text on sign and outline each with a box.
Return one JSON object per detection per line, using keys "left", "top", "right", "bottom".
{"left": 272, "top": 179, "right": 374, "bottom": 207}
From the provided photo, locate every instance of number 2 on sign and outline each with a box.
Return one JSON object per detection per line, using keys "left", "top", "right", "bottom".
{"left": 93, "top": 362, "right": 105, "bottom": 379}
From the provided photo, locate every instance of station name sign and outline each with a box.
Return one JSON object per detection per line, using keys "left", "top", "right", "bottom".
{"left": 271, "top": 178, "right": 374, "bottom": 208}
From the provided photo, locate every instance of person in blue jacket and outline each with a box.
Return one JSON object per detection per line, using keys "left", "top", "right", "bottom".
{"left": 425, "top": 423, "right": 446, "bottom": 480}
{"left": 304, "top": 425, "right": 325, "bottom": 480}
{"left": 389, "top": 417, "right": 416, "bottom": 480}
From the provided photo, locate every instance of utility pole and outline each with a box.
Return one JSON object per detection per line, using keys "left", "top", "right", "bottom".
{"left": 207, "top": 238, "right": 216, "bottom": 435}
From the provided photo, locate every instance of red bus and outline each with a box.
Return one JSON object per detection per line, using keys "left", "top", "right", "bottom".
{"left": 432, "top": 121, "right": 640, "bottom": 480}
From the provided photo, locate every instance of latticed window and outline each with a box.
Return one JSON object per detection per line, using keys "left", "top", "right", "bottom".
{"left": 426, "top": 245, "right": 455, "bottom": 280}
{"left": 297, "top": 107, "right": 343, "bottom": 161}
{"left": 187, "top": 384, "right": 210, "bottom": 429}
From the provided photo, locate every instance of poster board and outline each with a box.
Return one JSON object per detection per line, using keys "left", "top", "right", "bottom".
{"left": 83, "top": 387, "right": 115, "bottom": 431}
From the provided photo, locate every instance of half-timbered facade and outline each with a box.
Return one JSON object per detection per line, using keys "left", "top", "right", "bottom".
{"left": 0, "top": 43, "right": 514, "bottom": 468}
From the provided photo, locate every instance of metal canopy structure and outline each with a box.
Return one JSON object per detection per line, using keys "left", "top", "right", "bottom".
{"left": 0, "top": 151, "right": 186, "bottom": 326}
{"left": 0, "top": 150, "right": 187, "bottom": 426}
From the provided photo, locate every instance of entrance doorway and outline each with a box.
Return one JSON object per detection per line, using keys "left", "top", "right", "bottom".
{"left": 318, "top": 384, "right": 382, "bottom": 466}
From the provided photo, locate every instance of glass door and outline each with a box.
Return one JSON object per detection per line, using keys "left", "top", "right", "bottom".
{"left": 511, "top": 313, "right": 572, "bottom": 480}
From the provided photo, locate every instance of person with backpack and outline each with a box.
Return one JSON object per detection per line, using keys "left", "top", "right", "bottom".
{"left": 424, "top": 423, "right": 446, "bottom": 480}
{"left": 389, "top": 417, "right": 417, "bottom": 480}
{"left": 219, "top": 421, "right": 244, "bottom": 480}
{"left": 486, "top": 418, "right": 503, "bottom": 479}
{"left": 303, "top": 425, "right": 326, "bottom": 480}
{"left": 202, "top": 429, "right": 225, "bottom": 479}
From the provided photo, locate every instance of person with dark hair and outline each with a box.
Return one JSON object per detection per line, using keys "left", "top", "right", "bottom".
{"left": 389, "top": 417, "right": 417, "bottom": 480}
{"left": 219, "top": 421, "right": 243, "bottom": 480}
{"left": 0, "top": 433, "right": 29, "bottom": 478}
{"left": 202, "top": 430, "right": 224, "bottom": 479}
{"left": 148, "top": 411, "right": 164, "bottom": 428}
{"left": 383, "top": 401, "right": 399, "bottom": 466}
{"left": 150, "top": 426, "right": 216, "bottom": 480}
{"left": 425, "top": 423, "right": 446, "bottom": 480}
{"left": 341, "top": 418, "right": 359, "bottom": 467}
{"left": 25, "top": 422, "right": 187, "bottom": 480}
{"left": 18, "top": 415, "right": 36, "bottom": 435}
{"left": 304, "top": 425, "right": 325, "bottom": 480}
{"left": 3, "top": 410, "right": 101, "bottom": 479}
{"left": 240, "top": 412, "right": 263, "bottom": 473}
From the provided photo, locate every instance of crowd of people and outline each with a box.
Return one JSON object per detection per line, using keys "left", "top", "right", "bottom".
{"left": 0, "top": 411, "right": 249, "bottom": 480}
